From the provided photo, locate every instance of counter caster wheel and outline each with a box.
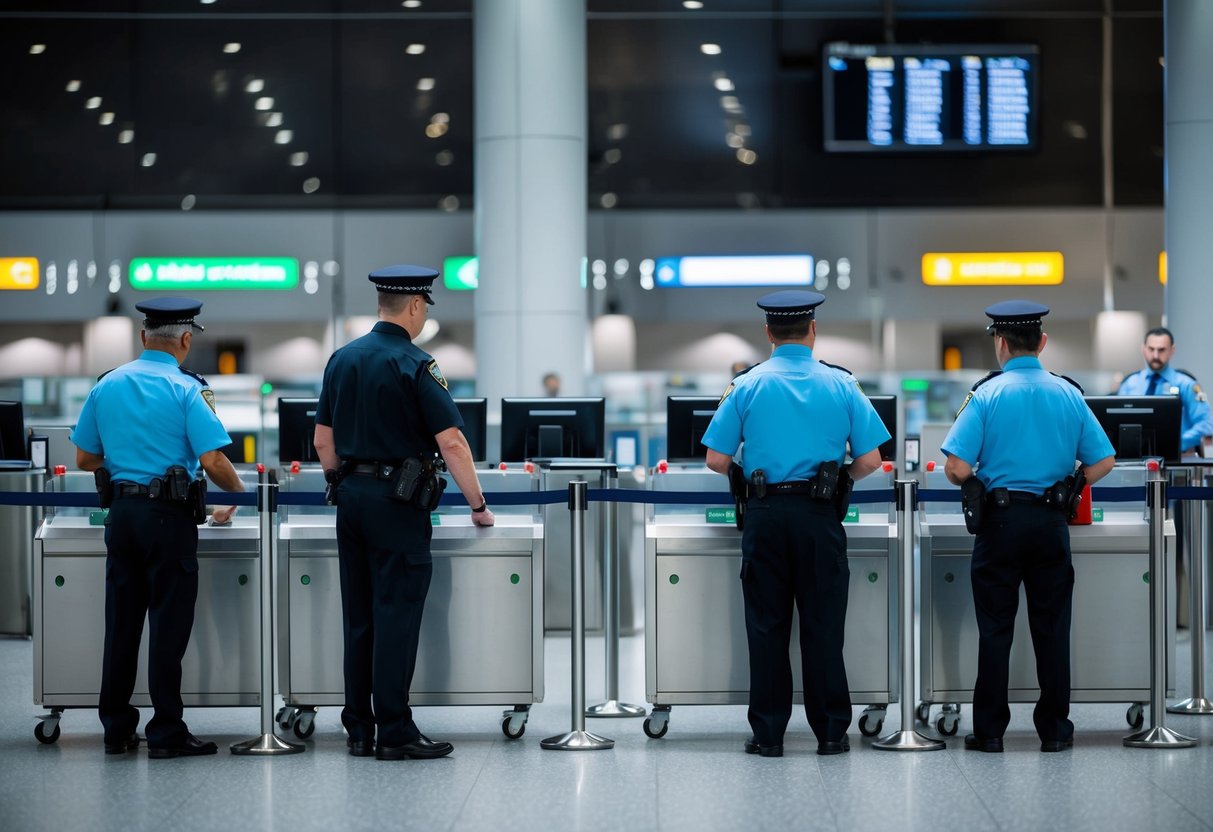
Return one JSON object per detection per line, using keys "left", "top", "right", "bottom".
{"left": 936, "top": 714, "right": 960, "bottom": 736}
{"left": 502, "top": 717, "right": 526, "bottom": 739}
{"left": 858, "top": 714, "right": 884, "bottom": 737}
{"left": 293, "top": 710, "right": 316, "bottom": 740}
{"left": 643, "top": 707, "right": 670, "bottom": 739}
{"left": 277, "top": 706, "right": 297, "bottom": 732}
{"left": 915, "top": 703, "right": 931, "bottom": 725}
{"left": 35, "top": 720, "right": 61, "bottom": 744}
{"left": 1127, "top": 703, "right": 1144, "bottom": 730}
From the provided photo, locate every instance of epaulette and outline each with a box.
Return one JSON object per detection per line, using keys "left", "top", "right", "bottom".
{"left": 970, "top": 370, "right": 1002, "bottom": 392}
{"left": 96, "top": 368, "right": 115, "bottom": 382}
{"left": 1051, "top": 372, "right": 1084, "bottom": 393}
{"left": 819, "top": 361, "right": 853, "bottom": 376}
{"left": 732, "top": 363, "right": 756, "bottom": 379}
{"left": 1177, "top": 368, "right": 1199, "bottom": 382}
{"left": 179, "top": 366, "right": 210, "bottom": 387}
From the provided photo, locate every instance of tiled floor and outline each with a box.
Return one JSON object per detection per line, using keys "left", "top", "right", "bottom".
{"left": 2, "top": 631, "right": 1213, "bottom": 832}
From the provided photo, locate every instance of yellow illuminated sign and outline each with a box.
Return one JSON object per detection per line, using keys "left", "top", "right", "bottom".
{"left": 0, "top": 257, "right": 40, "bottom": 290}
{"left": 921, "top": 252, "right": 1064, "bottom": 286}
{"left": 1160, "top": 251, "right": 1166, "bottom": 285}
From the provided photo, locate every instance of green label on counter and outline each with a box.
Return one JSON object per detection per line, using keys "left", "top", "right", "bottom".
{"left": 706, "top": 507, "right": 736, "bottom": 524}
{"left": 843, "top": 507, "right": 859, "bottom": 523}
{"left": 89, "top": 509, "right": 108, "bottom": 526}
{"left": 431, "top": 513, "right": 441, "bottom": 525}
{"left": 1092, "top": 508, "right": 1104, "bottom": 522}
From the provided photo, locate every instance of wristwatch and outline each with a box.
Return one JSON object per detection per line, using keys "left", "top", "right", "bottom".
{"left": 471, "top": 500, "right": 488, "bottom": 513}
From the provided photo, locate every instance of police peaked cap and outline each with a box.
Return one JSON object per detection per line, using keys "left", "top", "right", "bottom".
{"left": 135, "top": 297, "right": 205, "bottom": 332}
{"left": 369, "top": 265, "right": 438, "bottom": 305}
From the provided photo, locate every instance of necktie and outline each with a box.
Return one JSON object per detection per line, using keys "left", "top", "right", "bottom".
{"left": 1145, "top": 372, "right": 1161, "bottom": 396}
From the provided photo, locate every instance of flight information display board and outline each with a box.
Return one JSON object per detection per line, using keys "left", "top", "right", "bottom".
{"left": 823, "top": 43, "right": 1039, "bottom": 152}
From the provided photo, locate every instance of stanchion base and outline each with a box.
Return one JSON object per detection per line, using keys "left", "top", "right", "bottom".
{"left": 230, "top": 733, "right": 306, "bottom": 755}
{"left": 586, "top": 700, "right": 646, "bottom": 718}
{"left": 540, "top": 730, "right": 615, "bottom": 750}
{"left": 872, "top": 729, "right": 946, "bottom": 752}
{"left": 1123, "top": 726, "right": 1198, "bottom": 748}
{"left": 1166, "top": 697, "right": 1213, "bottom": 715}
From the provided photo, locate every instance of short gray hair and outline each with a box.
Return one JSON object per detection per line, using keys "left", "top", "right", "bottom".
{"left": 144, "top": 323, "right": 190, "bottom": 342}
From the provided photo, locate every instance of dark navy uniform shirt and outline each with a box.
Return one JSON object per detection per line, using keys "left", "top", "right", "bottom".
{"left": 315, "top": 321, "right": 462, "bottom": 462}
{"left": 942, "top": 356, "right": 1114, "bottom": 493}
{"left": 71, "top": 350, "right": 231, "bottom": 484}
{"left": 702, "top": 344, "right": 890, "bottom": 483}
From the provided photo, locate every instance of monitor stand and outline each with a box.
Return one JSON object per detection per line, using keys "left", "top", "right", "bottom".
{"left": 537, "top": 425, "right": 565, "bottom": 458}
{"left": 1119, "top": 424, "right": 1143, "bottom": 460}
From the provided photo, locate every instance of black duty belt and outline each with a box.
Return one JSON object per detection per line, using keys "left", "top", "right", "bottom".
{"left": 346, "top": 462, "right": 400, "bottom": 480}
{"left": 766, "top": 481, "right": 815, "bottom": 495}
{"left": 113, "top": 482, "right": 152, "bottom": 499}
{"left": 990, "top": 489, "right": 1046, "bottom": 506}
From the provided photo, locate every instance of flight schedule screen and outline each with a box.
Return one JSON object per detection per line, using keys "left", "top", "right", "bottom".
{"left": 823, "top": 43, "right": 1039, "bottom": 152}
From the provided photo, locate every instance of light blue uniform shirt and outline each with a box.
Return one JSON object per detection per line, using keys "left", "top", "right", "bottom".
{"left": 702, "top": 344, "right": 891, "bottom": 483}
{"left": 71, "top": 350, "right": 231, "bottom": 484}
{"left": 942, "top": 356, "right": 1114, "bottom": 494}
{"left": 1117, "top": 364, "right": 1213, "bottom": 453}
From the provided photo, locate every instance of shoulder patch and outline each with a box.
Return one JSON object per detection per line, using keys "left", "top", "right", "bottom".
{"left": 955, "top": 391, "right": 974, "bottom": 418}
{"left": 970, "top": 370, "right": 1002, "bottom": 393}
{"left": 201, "top": 389, "right": 217, "bottom": 413}
{"left": 427, "top": 360, "right": 448, "bottom": 390}
{"left": 179, "top": 366, "right": 209, "bottom": 387}
{"left": 1051, "top": 372, "right": 1084, "bottom": 394}
{"left": 718, "top": 382, "right": 735, "bottom": 405}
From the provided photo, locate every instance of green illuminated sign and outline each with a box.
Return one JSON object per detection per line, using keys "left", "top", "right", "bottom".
{"left": 129, "top": 258, "right": 299, "bottom": 291}
{"left": 901, "top": 379, "right": 930, "bottom": 392}
{"left": 443, "top": 256, "right": 478, "bottom": 291}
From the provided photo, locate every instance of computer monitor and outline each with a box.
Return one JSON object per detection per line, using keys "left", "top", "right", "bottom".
{"left": 1084, "top": 396, "right": 1182, "bottom": 463}
{"left": 867, "top": 395, "right": 897, "bottom": 462}
{"left": 453, "top": 398, "right": 487, "bottom": 463}
{"left": 277, "top": 398, "right": 320, "bottom": 464}
{"left": 0, "top": 401, "right": 27, "bottom": 461}
{"left": 219, "top": 431, "right": 259, "bottom": 465}
{"left": 499, "top": 397, "right": 605, "bottom": 462}
{"left": 666, "top": 396, "right": 718, "bottom": 463}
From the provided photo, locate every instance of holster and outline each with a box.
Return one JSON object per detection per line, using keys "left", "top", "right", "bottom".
{"left": 810, "top": 461, "right": 840, "bottom": 501}
{"left": 834, "top": 465, "right": 855, "bottom": 522}
{"left": 391, "top": 456, "right": 447, "bottom": 511}
{"left": 324, "top": 468, "right": 341, "bottom": 506}
{"left": 961, "top": 477, "right": 986, "bottom": 534}
{"left": 1044, "top": 468, "right": 1088, "bottom": 520}
{"left": 727, "top": 462, "right": 747, "bottom": 531}
{"left": 94, "top": 467, "right": 113, "bottom": 509}
{"left": 187, "top": 476, "right": 207, "bottom": 524}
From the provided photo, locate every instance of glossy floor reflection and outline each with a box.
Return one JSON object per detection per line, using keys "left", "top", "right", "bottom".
{"left": 3, "top": 631, "right": 1213, "bottom": 831}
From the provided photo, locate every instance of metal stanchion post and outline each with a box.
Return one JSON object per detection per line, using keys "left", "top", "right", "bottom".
{"left": 542, "top": 481, "right": 614, "bottom": 750}
{"left": 874, "top": 479, "right": 944, "bottom": 752}
{"left": 588, "top": 469, "right": 644, "bottom": 718}
{"left": 232, "top": 469, "right": 304, "bottom": 756}
{"left": 1125, "top": 465, "right": 1197, "bottom": 747}
{"left": 1169, "top": 471, "right": 1213, "bottom": 714}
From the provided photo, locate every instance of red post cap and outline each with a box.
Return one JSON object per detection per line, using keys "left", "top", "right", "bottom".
{"left": 256, "top": 463, "right": 265, "bottom": 474}
{"left": 657, "top": 459, "right": 668, "bottom": 474}
{"left": 53, "top": 464, "right": 67, "bottom": 476}
{"left": 882, "top": 461, "right": 894, "bottom": 473}
{"left": 499, "top": 462, "right": 508, "bottom": 471}
{"left": 523, "top": 461, "right": 535, "bottom": 474}
{"left": 1147, "top": 459, "right": 1160, "bottom": 472}
{"left": 290, "top": 461, "right": 301, "bottom": 474}
{"left": 926, "top": 461, "right": 936, "bottom": 472}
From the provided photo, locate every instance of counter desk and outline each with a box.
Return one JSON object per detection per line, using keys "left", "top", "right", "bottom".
{"left": 642, "top": 467, "right": 899, "bottom": 739}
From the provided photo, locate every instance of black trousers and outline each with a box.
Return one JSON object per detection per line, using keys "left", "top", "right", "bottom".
{"left": 740, "top": 495, "right": 851, "bottom": 745}
{"left": 971, "top": 502, "right": 1074, "bottom": 742}
{"left": 99, "top": 496, "right": 199, "bottom": 748}
{"left": 335, "top": 476, "right": 433, "bottom": 748}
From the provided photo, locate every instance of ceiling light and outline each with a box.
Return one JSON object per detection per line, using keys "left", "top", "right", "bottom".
{"left": 406, "top": 43, "right": 426, "bottom": 55}
{"left": 254, "top": 96, "right": 274, "bottom": 110}
{"left": 736, "top": 148, "right": 757, "bottom": 165}
{"left": 735, "top": 123, "right": 751, "bottom": 137}
{"left": 700, "top": 43, "right": 722, "bottom": 56}
{"left": 431, "top": 112, "right": 449, "bottom": 124}
{"left": 425, "top": 122, "right": 448, "bottom": 138}
{"left": 223, "top": 42, "right": 241, "bottom": 54}
{"left": 289, "top": 151, "right": 309, "bottom": 166}
{"left": 181, "top": 194, "right": 197, "bottom": 211}
{"left": 683, "top": 1, "right": 704, "bottom": 8}
{"left": 99, "top": 112, "right": 115, "bottom": 126}
{"left": 274, "top": 129, "right": 293, "bottom": 144}
{"left": 725, "top": 133, "right": 744, "bottom": 148}
{"left": 118, "top": 129, "right": 135, "bottom": 144}
{"left": 435, "top": 150, "right": 454, "bottom": 166}
{"left": 141, "top": 152, "right": 157, "bottom": 167}
{"left": 403, "top": 0, "right": 422, "bottom": 6}
{"left": 417, "top": 77, "right": 435, "bottom": 91}
{"left": 303, "top": 177, "right": 321, "bottom": 194}
{"left": 29, "top": 44, "right": 46, "bottom": 55}
{"left": 265, "top": 112, "right": 284, "bottom": 127}
{"left": 604, "top": 148, "right": 622, "bottom": 164}
{"left": 85, "top": 96, "right": 102, "bottom": 109}
{"left": 606, "top": 123, "right": 628, "bottom": 141}
{"left": 600, "top": 192, "right": 618, "bottom": 209}
{"left": 65, "top": 80, "right": 81, "bottom": 92}
{"left": 245, "top": 78, "right": 264, "bottom": 93}
{"left": 714, "top": 77, "right": 734, "bottom": 92}
{"left": 440, "top": 195, "right": 460, "bottom": 212}
{"left": 201, "top": 0, "right": 217, "bottom": 5}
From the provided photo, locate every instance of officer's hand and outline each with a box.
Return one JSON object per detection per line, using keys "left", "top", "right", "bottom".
{"left": 211, "top": 505, "right": 238, "bottom": 525}
{"left": 472, "top": 506, "right": 495, "bottom": 527}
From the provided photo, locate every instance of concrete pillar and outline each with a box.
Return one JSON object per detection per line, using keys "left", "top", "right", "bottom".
{"left": 473, "top": 0, "right": 587, "bottom": 414}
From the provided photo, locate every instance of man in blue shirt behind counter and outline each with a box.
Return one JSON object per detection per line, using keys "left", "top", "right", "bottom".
{"left": 943, "top": 300, "right": 1114, "bottom": 754}
{"left": 1117, "top": 327, "right": 1212, "bottom": 456}
{"left": 703, "top": 290, "right": 890, "bottom": 758}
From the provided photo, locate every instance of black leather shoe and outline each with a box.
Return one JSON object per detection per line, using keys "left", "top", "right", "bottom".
{"left": 104, "top": 733, "right": 140, "bottom": 755}
{"left": 376, "top": 734, "right": 453, "bottom": 760}
{"left": 1040, "top": 738, "right": 1073, "bottom": 753}
{"left": 743, "top": 737, "right": 783, "bottom": 757}
{"left": 347, "top": 738, "right": 375, "bottom": 758}
{"left": 817, "top": 737, "right": 851, "bottom": 756}
{"left": 148, "top": 734, "right": 218, "bottom": 759}
{"left": 963, "top": 734, "right": 1004, "bottom": 753}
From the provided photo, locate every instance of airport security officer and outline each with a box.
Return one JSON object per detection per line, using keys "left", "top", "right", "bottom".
{"left": 313, "top": 265, "right": 495, "bottom": 761}
{"left": 72, "top": 297, "right": 245, "bottom": 758}
{"left": 702, "top": 290, "right": 890, "bottom": 757}
{"left": 1117, "top": 327, "right": 1212, "bottom": 456}
{"left": 942, "top": 300, "right": 1115, "bottom": 753}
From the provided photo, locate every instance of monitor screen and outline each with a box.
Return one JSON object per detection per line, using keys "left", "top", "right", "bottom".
{"left": 867, "top": 395, "right": 897, "bottom": 462}
{"left": 666, "top": 396, "right": 719, "bottom": 463}
{"left": 499, "top": 397, "right": 605, "bottom": 462}
{"left": 0, "top": 400, "right": 27, "bottom": 461}
{"left": 219, "top": 431, "right": 258, "bottom": 465}
{"left": 1084, "top": 396, "right": 1182, "bottom": 463}
{"left": 453, "top": 398, "right": 487, "bottom": 463}
{"left": 277, "top": 398, "right": 320, "bottom": 464}
{"left": 823, "top": 43, "right": 1039, "bottom": 153}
